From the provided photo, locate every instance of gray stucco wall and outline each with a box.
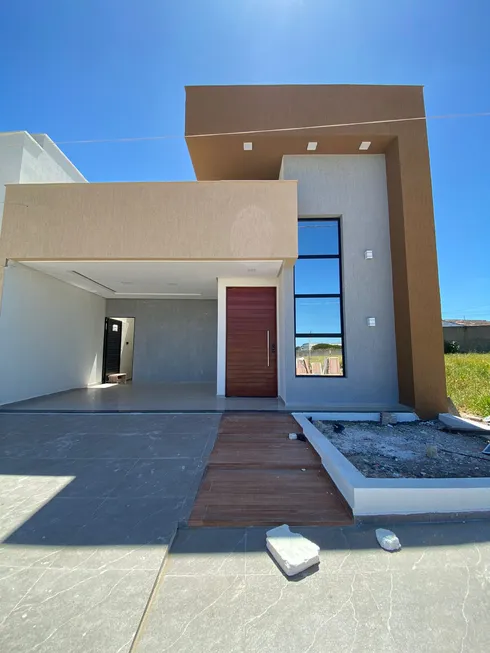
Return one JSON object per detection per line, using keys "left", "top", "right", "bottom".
{"left": 443, "top": 326, "right": 490, "bottom": 353}
{"left": 106, "top": 299, "right": 217, "bottom": 383}
{"left": 279, "top": 154, "right": 399, "bottom": 407}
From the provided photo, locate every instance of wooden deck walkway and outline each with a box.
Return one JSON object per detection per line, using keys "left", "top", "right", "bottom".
{"left": 189, "top": 413, "right": 353, "bottom": 527}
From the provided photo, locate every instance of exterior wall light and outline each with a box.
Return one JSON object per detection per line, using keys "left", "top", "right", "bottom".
{"left": 365, "top": 250, "right": 373, "bottom": 259}
{"left": 367, "top": 317, "right": 376, "bottom": 327}
{"left": 243, "top": 142, "right": 253, "bottom": 151}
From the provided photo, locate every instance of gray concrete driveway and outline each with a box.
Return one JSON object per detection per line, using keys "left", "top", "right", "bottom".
{"left": 0, "top": 413, "right": 220, "bottom": 653}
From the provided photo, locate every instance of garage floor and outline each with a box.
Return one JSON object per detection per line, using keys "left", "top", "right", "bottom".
{"left": 0, "top": 382, "right": 408, "bottom": 413}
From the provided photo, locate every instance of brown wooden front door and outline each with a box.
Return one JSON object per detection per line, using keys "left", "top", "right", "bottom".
{"left": 226, "top": 287, "right": 278, "bottom": 397}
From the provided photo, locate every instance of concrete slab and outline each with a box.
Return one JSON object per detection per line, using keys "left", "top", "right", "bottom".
{"left": 439, "top": 412, "right": 490, "bottom": 432}
{"left": 133, "top": 522, "right": 490, "bottom": 653}
{"left": 0, "top": 413, "right": 220, "bottom": 652}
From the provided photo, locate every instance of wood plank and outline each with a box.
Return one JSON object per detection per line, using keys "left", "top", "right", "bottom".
{"left": 189, "top": 413, "right": 353, "bottom": 527}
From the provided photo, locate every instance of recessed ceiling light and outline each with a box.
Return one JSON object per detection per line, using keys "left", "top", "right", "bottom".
{"left": 307, "top": 142, "right": 318, "bottom": 151}
{"left": 243, "top": 142, "right": 253, "bottom": 151}
{"left": 359, "top": 141, "right": 371, "bottom": 151}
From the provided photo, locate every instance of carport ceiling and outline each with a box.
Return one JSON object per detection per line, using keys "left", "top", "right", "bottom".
{"left": 18, "top": 260, "right": 283, "bottom": 299}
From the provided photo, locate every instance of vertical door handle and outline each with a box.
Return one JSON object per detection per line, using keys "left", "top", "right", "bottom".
{"left": 266, "top": 330, "right": 270, "bottom": 367}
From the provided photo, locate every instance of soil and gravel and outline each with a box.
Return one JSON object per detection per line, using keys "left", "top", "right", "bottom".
{"left": 314, "top": 419, "right": 490, "bottom": 479}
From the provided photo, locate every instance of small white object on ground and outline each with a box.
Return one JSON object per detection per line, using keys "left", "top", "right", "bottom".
{"left": 301, "top": 468, "right": 306, "bottom": 471}
{"left": 376, "top": 528, "right": 401, "bottom": 552}
{"left": 266, "top": 524, "right": 320, "bottom": 576}
{"left": 288, "top": 433, "right": 298, "bottom": 440}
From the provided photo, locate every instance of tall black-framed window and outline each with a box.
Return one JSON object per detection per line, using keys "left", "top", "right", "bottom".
{"left": 294, "top": 218, "right": 346, "bottom": 377}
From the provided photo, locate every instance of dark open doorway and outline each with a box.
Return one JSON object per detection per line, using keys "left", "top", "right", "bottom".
{"left": 102, "top": 317, "right": 135, "bottom": 382}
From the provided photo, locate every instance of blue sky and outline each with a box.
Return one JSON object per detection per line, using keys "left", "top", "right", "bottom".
{"left": 1, "top": 0, "right": 489, "bottom": 319}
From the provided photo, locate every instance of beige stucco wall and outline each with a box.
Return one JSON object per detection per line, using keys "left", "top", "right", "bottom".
{"left": 0, "top": 181, "right": 297, "bottom": 263}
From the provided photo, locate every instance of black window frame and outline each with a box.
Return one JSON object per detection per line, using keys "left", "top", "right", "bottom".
{"left": 294, "top": 217, "right": 346, "bottom": 378}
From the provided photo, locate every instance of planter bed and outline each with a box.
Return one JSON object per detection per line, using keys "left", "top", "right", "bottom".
{"left": 293, "top": 413, "right": 490, "bottom": 518}
{"left": 314, "top": 419, "right": 490, "bottom": 479}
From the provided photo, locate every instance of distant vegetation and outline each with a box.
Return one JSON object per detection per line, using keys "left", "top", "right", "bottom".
{"left": 445, "top": 353, "right": 490, "bottom": 418}
{"left": 444, "top": 340, "right": 460, "bottom": 354}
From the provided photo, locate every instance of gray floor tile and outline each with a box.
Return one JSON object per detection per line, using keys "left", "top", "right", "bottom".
{"left": 0, "top": 494, "right": 63, "bottom": 543}
{"left": 166, "top": 527, "right": 247, "bottom": 576}
{"left": 0, "top": 567, "right": 156, "bottom": 653}
{"left": 0, "top": 565, "right": 49, "bottom": 623}
{"left": 109, "top": 458, "right": 205, "bottom": 499}
{"left": 0, "top": 457, "right": 137, "bottom": 500}
{"left": 2, "top": 497, "right": 105, "bottom": 546}
{"left": 3, "top": 497, "right": 180, "bottom": 547}
{"left": 133, "top": 574, "right": 246, "bottom": 653}
{"left": 48, "top": 542, "right": 170, "bottom": 572}
{"left": 77, "top": 497, "right": 182, "bottom": 546}
{"left": 242, "top": 572, "right": 374, "bottom": 653}
{"left": 0, "top": 432, "right": 80, "bottom": 459}
{"left": 124, "top": 431, "right": 213, "bottom": 459}
{"left": 51, "top": 459, "right": 138, "bottom": 498}
{"left": 361, "top": 566, "right": 490, "bottom": 653}
{"left": 0, "top": 465, "right": 75, "bottom": 500}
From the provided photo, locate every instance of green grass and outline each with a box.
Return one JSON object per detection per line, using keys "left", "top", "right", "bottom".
{"left": 445, "top": 353, "right": 490, "bottom": 418}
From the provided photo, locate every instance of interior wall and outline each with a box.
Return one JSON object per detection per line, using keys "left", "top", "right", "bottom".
{"left": 106, "top": 299, "right": 217, "bottom": 383}
{"left": 0, "top": 263, "right": 105, "bottom": 406}
{"left": 280, "top": 154, "right": 399, "bottom": 408}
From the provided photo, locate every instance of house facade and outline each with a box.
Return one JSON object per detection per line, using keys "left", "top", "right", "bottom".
{"left": 0, "top": 131, "right": 86, "bottom": 231}
{"left": 0, "top": 85, "right": 447, "bottom": 417}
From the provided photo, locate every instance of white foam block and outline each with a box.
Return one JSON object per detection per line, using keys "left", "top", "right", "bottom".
{"left": 266, "top": 524, "right": 320, "bottom": 576}
{"left": 376, "top": 528, "right": 401, "bottom": 552}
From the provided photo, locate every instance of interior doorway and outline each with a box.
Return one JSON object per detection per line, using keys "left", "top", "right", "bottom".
{"left": 102, "top": 317, "right": 135, "bottom": 382}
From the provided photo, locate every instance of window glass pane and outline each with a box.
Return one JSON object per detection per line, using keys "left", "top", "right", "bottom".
{"left": 298, "top": 220, "right": 339, "bottom": 256}
{"left": 295, "top": 297, "right": 341, "bottom": 334}
{"left": 295, "top": 337, "right": 343, "bottom": 376}
{"left": 294, "top": 258, "right": 340, "bottom": 295}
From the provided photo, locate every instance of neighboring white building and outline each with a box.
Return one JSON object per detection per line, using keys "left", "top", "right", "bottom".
{"left": 0, "top": 131, "right": 86, "bottom": 231}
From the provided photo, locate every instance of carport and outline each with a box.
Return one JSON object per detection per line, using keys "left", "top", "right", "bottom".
{"left": 0, "top": 259, "right": 285, "bottom": 410}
